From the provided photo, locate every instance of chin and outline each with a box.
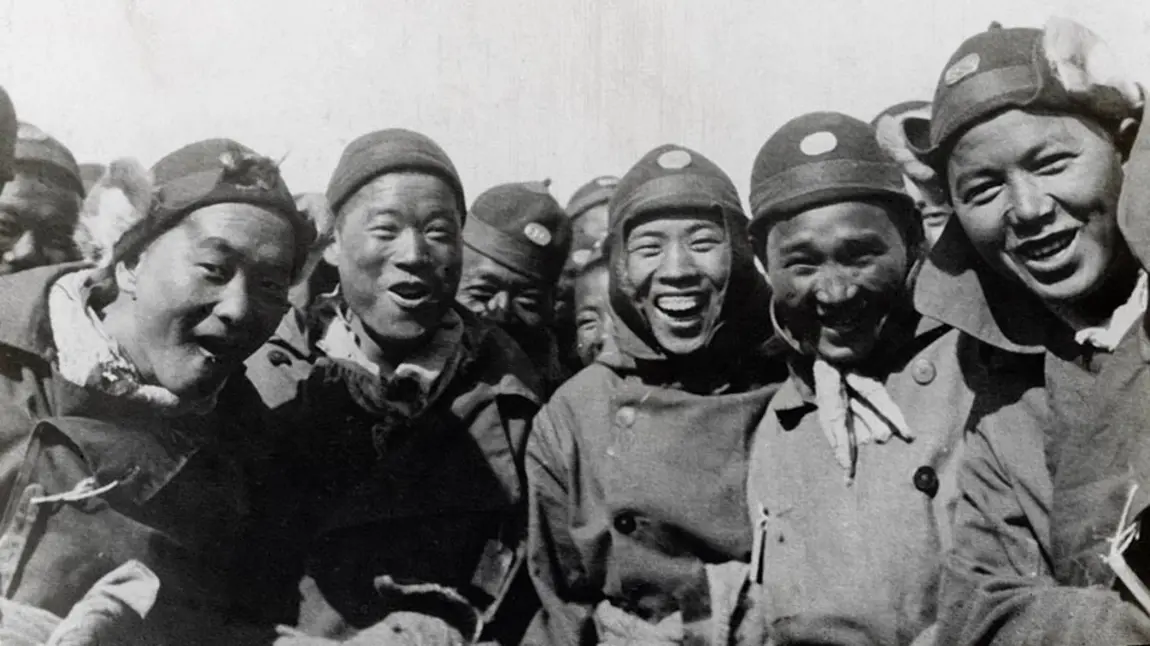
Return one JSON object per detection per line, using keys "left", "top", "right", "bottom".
{"left": 816, "top": 340, "right": 875, "bottom": 366}
{"left": 654, "top": 335, "right": 707, "bottom": 357}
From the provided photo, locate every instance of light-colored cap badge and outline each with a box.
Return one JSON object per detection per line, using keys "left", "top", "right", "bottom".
{"left": 596, "top": 177, "right": 619, "bottom": 187}
{"left": 799, "top": 131, "right": 838, "bottom": 156}
{"left": 657, "top": 149, "right": 692, "bottom": 170}
{"left": 944, "top": 53, "right": 981, "bottom": 87}
{"left": 524, "top": 222, "right": 553, "bottom": 246}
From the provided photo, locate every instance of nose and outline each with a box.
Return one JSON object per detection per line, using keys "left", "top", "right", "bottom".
{"left": 655, "top": 240, "right": 699, "bottom": 284}
{"left": 1007, "top": 176, "right": 1055, "bottom": 229}
{"left": 212, "top": 276, "right": 254, "bottom": 328}
{"left": 2, "top": 230, "right": 38, "bottom": 266}
{"left": 391, "top": 229, "right": 431, "bottom": 270}
{"left": 484, "top": 291, "right": 512, "bottom": 323}
{"left": 813, "top": 267, "right": 859, "bottom": 306}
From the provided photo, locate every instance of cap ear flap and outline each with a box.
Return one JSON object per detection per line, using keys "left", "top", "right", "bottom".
{"left": 73, "top": 158, "right": 153, "bottom": 267}
{"left": 1043, "top": 16, "right": 1143, "bottom": 121}
{"left": 876, "top": 110, "right": 939, "bottom": 186}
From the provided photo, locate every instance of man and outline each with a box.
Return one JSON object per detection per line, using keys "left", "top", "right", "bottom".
{"left": 0, "top": 122, "right": 85, "bottom": 274}
{"left": 570, "top": 249, "right": 613, "bottom": 367}
{"left": 872, "top": 101, "right": 952, "bottom": 248}
{"left": 565, "top": 175, "right": 617, "bottom": 255}
{"left": 907, "top": 19, "right": 1150, "bottom": 645}
{"left": 0, "top": 137, "right": 314, "bottom": 644}
{"left": 245, "top": 129, "right": 542, "bottom": 645}
{"left": 524, "top": 145, "right": 783, "bottom": 645}
{"left": 739, "top": 111, "right": 1047, "bottom": 646}
{"left": 456, "top": 181, "right": 572, "bottom": 394}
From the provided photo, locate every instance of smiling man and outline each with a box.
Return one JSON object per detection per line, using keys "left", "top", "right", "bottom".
{"left": 738, "top": 111, "right": 1048, "bottom": 646}
{"left": 244, "top": 128, "right": 543, "bottom": 645}
{"left": 523, "top": 144, "right": 786, "bottom": 646}
{"left": 456, "top": 181, "right": 572, "bottom": 394}
{"left": 0, "top": 122, "right": 85, "bottom": 275}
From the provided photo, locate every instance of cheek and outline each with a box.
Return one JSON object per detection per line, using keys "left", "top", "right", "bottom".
{"left": 625, "top": 255, "right": 656, "bottom": 290}
{"left": 955, "top": 204, "right": 1008, "bottom": 259}
{"left": 695, "top": 247, "right": 731, "bottom": 288}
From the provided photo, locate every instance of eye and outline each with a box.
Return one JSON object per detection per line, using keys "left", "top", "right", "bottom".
{"left": 576, "top": 312, "right": 600, "bottom": 329}
{"left": 425, "top": 219, "right": 456, "bottom": 243}
{"left": 197, "top": 262, "right": 230, "bottom": 283}
{"left": 368, "top": 222, "right": 400, "bottom": 241}
{"left": 1035, "top": 152, "right": 1074, "bottom": 175}
{"left": 627, "top": 238, "right": 663, "bottom": 258}
{"left": 688, "top": 231, "right": 724, "bottom": 252}
{"left": 961, "top": 180, "right": 1002, "bottom": 206}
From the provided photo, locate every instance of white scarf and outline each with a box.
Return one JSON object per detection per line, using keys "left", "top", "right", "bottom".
{"left": 1070, "top": 270, "right": 1148, "bottom": 352}
{"left": 772, "top": 302, "right": 913, "bottom": 483}
{"left": 47, "top": 269, "right": 219, "bottom": 416}
{"left": 318, "top": 304, "right": 463, "bottom": 395}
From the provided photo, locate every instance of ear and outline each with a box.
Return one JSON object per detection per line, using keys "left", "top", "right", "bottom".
{"left": 1117, "top": 115, "right": 1142, "bottom": 161}
{"left": 114, "top": 259, "right": 139, "bottom": 297}
{"left": 323, "top": 229, "right": 342, "bottom": 267}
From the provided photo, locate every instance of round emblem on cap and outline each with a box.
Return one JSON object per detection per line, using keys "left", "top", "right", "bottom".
{"left": 944, "top": 53, "right": 981, "bottom": 87}
{"left": 656, "top": 149, "right": 692, "bottom": 170}
{"left": 596, "top": 177, "right": 618, "bottom": 187}
{"left": 799, "top": 131, "right": 838, "bottom": 156}
{"left": 523, "top": 222, "right": 553, "bottom": 247}
{"left": 17, "top": 123, "right": 49, "bottom": 142}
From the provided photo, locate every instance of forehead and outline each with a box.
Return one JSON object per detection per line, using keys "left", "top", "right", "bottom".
{"left": 342, "top": 172, "right": 459, "bottom": 221}
{"left": 162, "top": 202, "right": 296, "bottom": 267}
{"left": 0, "top": 173, "right": 80, "bottom": 224}
{"left": 769, "top": 201, "right": 903, "bottom": 247}
{"left": 574, "top": 265, "right": 609, "bottom": 299}
{"left": 461, "top": 246, "right": 537, "bottom": 288}
{"left": 626, "top": 209, "right": 724, "bottom": 237}
{"left": 949, "top": 109, "right": 1111, "bottom": 168}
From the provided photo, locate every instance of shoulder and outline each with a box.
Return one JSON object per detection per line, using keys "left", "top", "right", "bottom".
{"left": 244, "top": 308, "right": 316, "bottom": 412}
{"left": 456, "top": 309, "right": 543, "bottom": 407}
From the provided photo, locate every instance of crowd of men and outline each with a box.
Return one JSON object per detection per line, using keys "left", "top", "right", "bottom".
{"left": 0, "top": 14, "right": 1148, "bottom": 646}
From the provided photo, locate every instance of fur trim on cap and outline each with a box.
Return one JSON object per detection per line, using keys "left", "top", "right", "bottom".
{"left": 1043, "top": 16, "right": 1144, "bottom": 122}
{"left": 73, "top": 158, "right": 153, "bottom": 267}
{"left": 874, "top": 105, "right": 937, "bottom": 185}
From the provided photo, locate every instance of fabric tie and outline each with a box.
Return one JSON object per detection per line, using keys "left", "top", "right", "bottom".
{"left": 812, "top": 357, "right": 914, "bottom": 482}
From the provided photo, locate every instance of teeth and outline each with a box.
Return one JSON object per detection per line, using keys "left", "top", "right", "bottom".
{"left": 1021, "top": 232, "right": 1074, "bottom": 260}
{"left": 656, "top": 295, "right": 700, "bottom": 313}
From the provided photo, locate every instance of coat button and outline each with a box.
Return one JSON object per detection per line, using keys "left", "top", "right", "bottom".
{"left": 615, "top": 406, "right": 636, "bottom": 427}
{"left": 913, "top": 466, "right": 939, "bottom": 497}
{"left": 911, "top": 358, "right": 936, "bottom": 385}
{"left": 613, "top": 512, "right": 637, "bottom": 535}
{"left": 267, "top": 349, "right": 292, "bottom": 367}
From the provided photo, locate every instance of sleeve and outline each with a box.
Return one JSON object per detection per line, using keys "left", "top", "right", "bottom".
{"left": 520, "top": 405, "right": 600, "bottom": 646}
{"left": 937, "top": 417, "right": 1150, "bottom": 645}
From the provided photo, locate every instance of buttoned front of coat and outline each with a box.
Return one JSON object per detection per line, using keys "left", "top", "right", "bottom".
{"left": 524, "top": 362, "right": 779, "bottom": 646}
{"left": 747, "top": 320, "right": 1038, "bottom": 646}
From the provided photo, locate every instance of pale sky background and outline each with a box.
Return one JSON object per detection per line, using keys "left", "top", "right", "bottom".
{"left": 1, "top": 0, "right": 1148, "bottom": 207}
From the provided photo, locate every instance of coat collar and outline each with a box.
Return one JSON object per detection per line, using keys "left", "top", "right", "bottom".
{"left": 914, "top": 220, "right": 1052, "bottom": 356}
{"left": 772, "top": 311, "right": 949, "bottom": 414}
{"left": 0, "top": 263, "right": 93, "bottom": 362}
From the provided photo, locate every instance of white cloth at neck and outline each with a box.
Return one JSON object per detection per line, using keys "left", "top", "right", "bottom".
{"left": 318, "top": 305, "right": 463, "bottom": 395}
{"left": 1072, "top": 270, "right": 1148, "bottom": 352}
{"left": 812, "top": 357, "right": 914, "bottom": 483}
{"left": 47, "top": 269, "right": 220, "bottom": 416}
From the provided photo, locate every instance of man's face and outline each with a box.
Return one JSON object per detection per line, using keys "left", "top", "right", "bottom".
{"left": 947, "top": 109, "right": 1125, "bottom": 305}
{"left": 901, "top": 174, "right": 952, "bottom": 249}
{"left": 120, "top": 203, "right": 296, "bottom": 398}
{"left": 625, "top": 210, "right": 730, "bottom": 356}
{"left": 572, "top": 204, "right": 609, "bottom": 256}
{"left": 456, "top": 246, "right": 551, "bottom": 328}
{"left": 333, "top": 172, "right": 462, "bottom": 345}
{"left": 766, "top": 200, "right": 909, "bottom": 366}
{"left": 0, "top": 173, "right": 81, "bottom": 274}
{"left": 573, "top": 264, "right": 612, "bottom": 365}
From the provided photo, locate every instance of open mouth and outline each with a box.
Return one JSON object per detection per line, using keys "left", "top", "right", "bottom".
{"left": 1012, "top": 229, "right": 1078, "bottom": 265}
{"left": 653, "top": 293, "right": 707, "bottom": 320}
{"left": 388, "top": 281, "right": 436, "bottom": 308}
{"left": 817, "top": 299, "right": 869, "bottom": 333}
{"left": 194, "top": 336, "right": 235, "bottom": 365}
